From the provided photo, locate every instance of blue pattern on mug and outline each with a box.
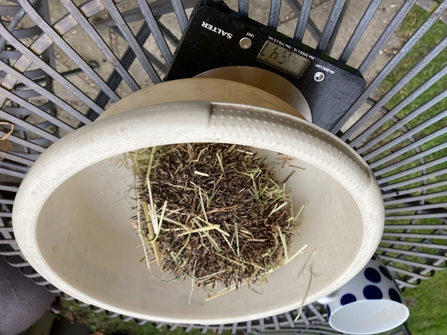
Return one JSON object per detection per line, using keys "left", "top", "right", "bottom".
{"left": 364, "top": 267, "right": 381, "bottom": 283}
{"left": 379, "top": 265, "right": 393, "bottom": 280}
{"left": 363, "top": 285, "right": 383, "bottom": 300}
{"left": 340, "top": 293, "right": 357, "bottom": 305}
{"left": 389, "top": 288, "right": 402, "bottom": 303}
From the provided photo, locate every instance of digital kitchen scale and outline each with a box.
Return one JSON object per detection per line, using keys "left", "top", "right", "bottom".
{"left": 165, "top": 0, "right": 366, "bottom": 130}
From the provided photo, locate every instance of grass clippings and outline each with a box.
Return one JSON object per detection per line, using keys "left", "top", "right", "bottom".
{"left": 128, "top": 143, "right": 303, "bottom": 298}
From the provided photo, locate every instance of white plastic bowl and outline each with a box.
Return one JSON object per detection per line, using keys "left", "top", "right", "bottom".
{"left": 13, "top": 78, "right": 384, "bottom": 324}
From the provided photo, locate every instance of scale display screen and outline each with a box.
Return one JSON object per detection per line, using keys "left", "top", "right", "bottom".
{"left": 257, "top": 41, "right": 311, "bottom": 78}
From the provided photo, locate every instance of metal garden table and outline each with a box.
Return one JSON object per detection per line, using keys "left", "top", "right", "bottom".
{"left": 1, "top": 0, "right": 446, "bottom": 333}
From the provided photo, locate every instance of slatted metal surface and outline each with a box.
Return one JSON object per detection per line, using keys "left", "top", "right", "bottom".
{"left": 1, "top": 0, "right": 446, "bottom": 332}
{"left": 60, "top": 293, "right": 334, "bottom": 332}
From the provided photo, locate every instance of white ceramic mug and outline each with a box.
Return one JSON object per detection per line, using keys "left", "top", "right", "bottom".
{"left": 317, "top": 255, "right": 409, "bottom": 334}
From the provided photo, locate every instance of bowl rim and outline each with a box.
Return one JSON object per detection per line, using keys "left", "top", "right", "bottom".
{"left": 13, "top": 82, "right": 384, "bottom": 324}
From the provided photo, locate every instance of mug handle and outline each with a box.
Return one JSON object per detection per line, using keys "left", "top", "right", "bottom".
{"left": 316, "top": 291, "right": 338, "bottom": 305}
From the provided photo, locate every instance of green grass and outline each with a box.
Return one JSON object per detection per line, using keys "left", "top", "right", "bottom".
{"left": 403, "top": 269, "right": 447, "bottom": 335}
{"left": 378, "top": 6, "right": 447, "bottom": 215}
{"left": 59, "top": 299, "right": 222, "bottom": 335}
{"left": 375, "top": 4, "right": 447, "bottom": 335}
{"left": 370, "top": 4, "right": 447, "bottom": 191}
